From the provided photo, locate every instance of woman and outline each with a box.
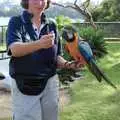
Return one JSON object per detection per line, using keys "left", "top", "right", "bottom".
{"left": 6, "top": 0, "right": 80, "bottom": 120}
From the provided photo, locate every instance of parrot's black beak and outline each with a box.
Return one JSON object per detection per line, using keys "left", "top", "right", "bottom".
{"left": 62, "top": 25, "right": 78, "bottom": 42}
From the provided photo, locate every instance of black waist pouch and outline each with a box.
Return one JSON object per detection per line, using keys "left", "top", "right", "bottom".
{"left": 14, "top": 76, "right": 50, "bottom": 95}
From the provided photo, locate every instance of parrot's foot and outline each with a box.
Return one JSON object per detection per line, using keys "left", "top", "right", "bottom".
{"left": 71, "top": 74, "right": 84, "bottom": 81}
{"left": 73, "top": 73, "right": 83, "bottom": 78}
{"left": 61, "top": 81, "right": 71, "bottom": 86}
{"left": 68, "top": 78, "right": 75, "bottom": 82}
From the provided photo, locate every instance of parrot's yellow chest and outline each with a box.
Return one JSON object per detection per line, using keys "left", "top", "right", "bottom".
{"left": 66, "top": 40, "right": 81, "bottom": 61}
{"left": 65, "top": 35, "right": 86, "bottom": 64}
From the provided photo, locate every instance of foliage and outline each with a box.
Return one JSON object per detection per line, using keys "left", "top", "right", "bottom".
{"left": 55, "top": 15, "right": 72, "bottom": 32}
{"left": 78, "top": 26, "right": 107, "bottom": 58}
{"left": 0, "top": 45, "right": 6, "bottom": 51}
{"left": 0, "top": 27, "right": 7, "bottom": 51}
{"left": 57, "top": 68, "right": 81, "bottom": 85}
{"left": 92, "top": 0, "right": 120, "bottom": 21}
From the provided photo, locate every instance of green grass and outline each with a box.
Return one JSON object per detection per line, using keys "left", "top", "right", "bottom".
{"left": 0, "top": 44, "right": 7, "bottom": 51}
{"left": 60, "top": 43, "right": 120, "bottom": 120}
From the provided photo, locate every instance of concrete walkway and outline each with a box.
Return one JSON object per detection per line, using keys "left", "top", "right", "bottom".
{"left": 0, "top": 59, "right": 11, "bottom": 90}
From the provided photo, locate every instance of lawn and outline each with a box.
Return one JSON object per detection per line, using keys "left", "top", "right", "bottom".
{"left": 0, "top": 44, "right": 6, "bottom": 51}
{"left": 60, "top": 43, "right": 120, "bottom": 120}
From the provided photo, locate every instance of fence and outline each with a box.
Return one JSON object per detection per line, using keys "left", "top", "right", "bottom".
{"left": 0, "top": 22, "right": 120, "bottom": 60}
{"left": 0, "top": 25, "right": 9, "bottom": 60}
{"left": 74, "top": 22, "right": 120, "bottom": 38}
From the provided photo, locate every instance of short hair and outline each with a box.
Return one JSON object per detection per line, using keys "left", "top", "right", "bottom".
{"left": 21, "top": 0, "right": 50, "bottom": 9}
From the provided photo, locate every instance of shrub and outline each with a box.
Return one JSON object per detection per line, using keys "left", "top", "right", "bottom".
{"left": 78, "top": 26, "right": 108, "bottom": 58}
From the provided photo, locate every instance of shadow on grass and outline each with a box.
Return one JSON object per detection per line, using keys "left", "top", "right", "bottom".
{"left": 111, "top": 63, "right": 120, "bottom": 71}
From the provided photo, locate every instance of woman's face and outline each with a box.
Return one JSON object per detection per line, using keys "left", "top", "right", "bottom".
{"left": 28, "top": 0, "right": 47, "bottom": 13}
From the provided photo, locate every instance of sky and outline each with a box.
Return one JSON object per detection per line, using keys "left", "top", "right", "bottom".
{"left": 0, "top": 0, "right": 103, "bottom": 5}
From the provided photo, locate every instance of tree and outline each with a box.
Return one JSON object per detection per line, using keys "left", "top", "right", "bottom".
{"left": 52, "top": 0, "right": 97, "bottom": 29}
{"left": 92, "top": 0, "right": 120, "bottom": 21}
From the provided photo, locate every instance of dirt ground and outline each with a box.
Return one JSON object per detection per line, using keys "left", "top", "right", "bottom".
{"left": 0, "top": 91, "right": 12, "bottom": 119}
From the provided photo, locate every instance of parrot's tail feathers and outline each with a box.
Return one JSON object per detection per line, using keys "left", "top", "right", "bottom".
{"left": 102, "top": 73, "right": 117, "bottom": 89}
{"left": 88, "top": 60, "right": 102, "bottom": 82}
{"left": 90, "top": 60, "right": 117, "bottom": 89}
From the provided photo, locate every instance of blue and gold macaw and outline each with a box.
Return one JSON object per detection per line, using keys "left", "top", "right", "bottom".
{"left": 62, "top": 25, "right": 117, "bottom": 89}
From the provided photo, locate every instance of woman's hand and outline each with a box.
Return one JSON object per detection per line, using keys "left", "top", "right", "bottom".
{"left": 38, "top": 32, "right": 55, "bottom": 49}
{"left": 64, "top": 61, "right": 83, "bottom": 69}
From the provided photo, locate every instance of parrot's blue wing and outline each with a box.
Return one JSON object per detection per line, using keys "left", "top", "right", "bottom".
{"left": 88, "top": 60, "right": 102, "bottom": 82}
{"left": 78, "top": 41, "right": 117, "bottom": 89}
{"left": 78, "top": 41, "right": 93, "bottom": 62}
{"left": 89, "top": 60, "right": 117, "bottom": 89}
{"left": 78, "top": 41, "right": 102, "bottom": 82}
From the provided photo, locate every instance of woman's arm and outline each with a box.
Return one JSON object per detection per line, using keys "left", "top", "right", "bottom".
{"left": 9, "top": 33, "right": 54, "bottom": 57}
{"left": 7, "top": 16, "right": 54, "bottom": 57}
{"left": 57, "top": 55, "right": 82, "bottom": 69}
{"left": 57, "top": 55, "right": 68, "bottom": 68}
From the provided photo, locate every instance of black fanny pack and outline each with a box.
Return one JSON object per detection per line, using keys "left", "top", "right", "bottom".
{"left": 14, "top": 76, "right": 51, "bottom": 95}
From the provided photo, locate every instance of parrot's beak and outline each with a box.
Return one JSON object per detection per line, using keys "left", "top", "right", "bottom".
{"left": 62, "top": 25, "right": 78, "bottom": 42}
{"left": 62, "top": 30, "right": 77, "bottom": 42}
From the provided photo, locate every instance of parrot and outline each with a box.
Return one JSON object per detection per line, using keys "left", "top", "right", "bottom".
{"left": 61, "top": 25, "right": 117, "bottom": 89}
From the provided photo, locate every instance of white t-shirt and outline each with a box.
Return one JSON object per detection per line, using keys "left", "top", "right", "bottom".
{"left": 32, "top": 23, "right": 45, "bottom": 37}
{"left": 32, "top": 23, "right": 55, "bottom": 45}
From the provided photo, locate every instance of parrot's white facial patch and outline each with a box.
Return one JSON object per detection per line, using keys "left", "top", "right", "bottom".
{"left": 67, "top": 32, "right": 74, "bottom": 40}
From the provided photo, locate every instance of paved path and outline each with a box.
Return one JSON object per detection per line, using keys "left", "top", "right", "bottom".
{"left": 0, "top": 59, "right": 12, "bottom": 118}
{"left": 0, "top": 59, "right": 11, "bottom": 89}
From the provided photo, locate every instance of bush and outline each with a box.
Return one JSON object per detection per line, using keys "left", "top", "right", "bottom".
{"left": 78, "top": 26, "right": 108, "bottom": 58}
{"left": 0, "top": 27, "right": 7, "bottom": 51}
